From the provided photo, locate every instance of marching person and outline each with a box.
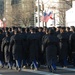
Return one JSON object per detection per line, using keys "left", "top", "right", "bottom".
{"left": 21, "top": 28, "right": 28, "bottom": 68}
{"left": 69, "top": 27, "right": 75, "bottom": 66}
{"left": 0, "top": 29, "right": 5, "bottom": 68}
{"left": 57, "top": 27, "right": 69, "bottom": 67}
{"left": 9, "top": 29, "right": 23, "bottom": 71}
{"left": 1, "top": 32, "right": 11, "bottom": 69}
{"left": 42, "top": 28, "right": 59, "bottom": 72}
{"left": 37, "top": 27, "right": 45, "bottom": 65}
{"left": 27, "top": 28, "right": 39, "bottom": 70}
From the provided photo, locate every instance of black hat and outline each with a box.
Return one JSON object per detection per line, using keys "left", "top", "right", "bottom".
{"left": 60, "top": 27, "right": 65, "bottom": 30}
{"left": 22, "top": 28, "right": 25, "bottom": 32}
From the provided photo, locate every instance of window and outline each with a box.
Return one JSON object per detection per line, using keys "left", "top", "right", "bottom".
{"left": 36, "top": 17, "right": 37, "bottom": 23}
{"left": 35, "top": 6, "right": 37, "bottom": 12}
{"left": 39, "top": 5, "right": 41, "bottom": 11}
{"left": 11, "top": 0, "right": 20, "bottom": 5}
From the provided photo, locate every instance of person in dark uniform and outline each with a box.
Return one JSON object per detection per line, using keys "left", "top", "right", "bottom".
{"left": 66, "top": 27, "right": 73, "bottom": 63}
{"left": 27, "top": 28, "right": 39, "bottom": 70}
{"left": 9, "top": 29, "right": 23, "bottom": 71}
{"left": 69, "top": 27, "right": 75, "bottom": 66}
{"left": 10, "top": 26, "right": 16, "bottom": 36}
{"left": 56, "top": 26, "right": 61, "bottom": 35}
{"left": 0, "top": 29, "right": 5, "bottom": 68}
{"left": 57, "top": 27, "right": 69, "bottom": 67}
{"left": 42, "top": 28, "right": 59, "bottom": 72}
{"left": 37, "top": 27, "right": 45, "bottom": 65}
{"left": 1, "top": 32, "right": 11, "bottom": 69}
{"left": 21, "top": 28, "right": 28, "bottom": 68}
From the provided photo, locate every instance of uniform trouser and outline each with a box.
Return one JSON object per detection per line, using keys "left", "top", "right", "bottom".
{"left": 0, "top": 61, "right": 4, "bottom": 67}
{"left": 16, "top": 59, "right": 22, "bottom": 68}
{"left": 23, "top": 59, "right": 27, "bottom": 66}
{"left": 73, "top": 58, "right": 75, "bottom": 66}
{"left": 60, "top": 57, "right": 68, "bottom": 66}
{"left": 63, "top": 58, "right": 68, "bottom": 66}
{"left": 31, "top": 59, "right": 38, "bottom": 68}
{"left": 8, "top": 61, "right": 13, "bottom": 68}
{"left": 72, "top": 53, "right": 75, "bottom": 66}
{"left": 47, "top": 58, "right": 57, "bottom": 70}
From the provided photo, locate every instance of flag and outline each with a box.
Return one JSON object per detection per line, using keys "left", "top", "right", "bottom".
{"left": 41, "top": 12, "right": 48, "bottom": 22}
{"left": 41, "top": 12, "right": 54, "bottom": 22}
{"left": 48, "top": 12, "right": 54, "bottom": 20}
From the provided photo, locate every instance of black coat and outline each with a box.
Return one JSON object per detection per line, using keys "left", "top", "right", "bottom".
{"left": 0, "top": 34, "right": 5, "bottom": 61}
{"left": 67, "top": 31, "right": 73, "bottom": 56}
{"left": 21, "top": 32, "right": 28, "bottom": 60}
{"left": 8, "top": 35, "right": 14, "bottom": 61}
{"left": 27, "top": 33, "right": 39, "bottom": 62}
{"left": 69, "top": 32, "right": 75, "bottom": 52}
{"left": 1, "top": 37, "right": 10, "bottom": 63}
{"left": 57, "top": 32, "right": 69, "bottom": 59}
{"left": 37, "top": 32, "right": 45, "bottom": 48}
{"left": 42, "top": 34, "right": 59, "bottom": 66}
{"left": 37, "top": 32, "right": 45, "bottom": 62}
{"left": 9, "top": 33, "right": 23, "bottom": 60}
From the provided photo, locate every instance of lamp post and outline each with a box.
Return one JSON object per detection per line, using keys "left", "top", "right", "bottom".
{"left": 3, "top": 17, "right": 6, "bottom": 28}
{"left": 37, "top": 0, "right": 40, "bottom": 27}
{"left": 51, "top": 7, "right": 56, "bottom": 26}
{"left": 54, "top": 13, "right": 56, "bottom": 26}
{"left": 34, "top": 0, "right": 36, "bottom": 27}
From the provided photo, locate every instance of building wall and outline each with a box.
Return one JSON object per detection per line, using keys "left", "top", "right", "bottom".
{"left": 35, "top": 0, "right": 60, "bottom": 27}
{"left": 0, "top": 0, "right": 4, "bottom": 18}
{"left": 4, "top": 0, "right": 12, "bottom": 26}
{"left": 66, "top": 1, "right": 75, "bottom": 27}
{"left": 59, "top": 0, "right": 72, "bottom": 26}
{"left": 34, "top": 0, "right": 72, "bottom": 27}
{"left": 4, "top": 0, "right": 72, "bottom": 27}
{"left": 4, "top": 0, "right": 34, "bottom": 27}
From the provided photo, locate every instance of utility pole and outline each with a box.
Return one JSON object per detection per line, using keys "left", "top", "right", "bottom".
{"left": 41, "top": 1, "right": 44, "bottom": 27}
{"left": 34, "top": 0, "right": 36, "bottom": 27}
{"left": 54, "top": 13, "right": 56, "bottom": 26}
{"left": 37, "top": 0, "right": 40, "bottom": 27}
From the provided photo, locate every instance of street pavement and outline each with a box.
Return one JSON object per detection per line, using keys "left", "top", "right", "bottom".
{"left": 0, "top": 66, "right": 75, "bottom": 75}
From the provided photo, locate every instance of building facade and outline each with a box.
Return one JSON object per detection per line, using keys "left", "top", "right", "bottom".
{"left": 4, "top": 0, "right": 12, "bottom": 26}
{"left": 3, "top": 0, "right": 72, "bottom": 27}
{"left": 4, "top": 0, "right": 34, "bottom": 26}
{"left": 0, "top": 0, "right": 4, "bottom": 18}
{"left": 66, "top": 0, "right": 75, "bottom": 27}
{"left": 59, "top": 0, "right": 72, "bottom": 26}
{"left": 35, "top": 0, "right": 72, "bottom": 27}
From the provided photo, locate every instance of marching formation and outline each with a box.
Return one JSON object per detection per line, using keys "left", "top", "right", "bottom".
{"left": 0, "top": 26, "right": 75, "bottom": 72}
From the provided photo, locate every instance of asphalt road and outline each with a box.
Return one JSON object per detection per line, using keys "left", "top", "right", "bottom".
{"left": 0, "top": 66, "right": 75, "bottom": 75}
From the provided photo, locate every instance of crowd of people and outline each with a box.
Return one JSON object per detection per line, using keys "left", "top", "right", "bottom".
{"left": 0, "top": 26, "right": 75, "bottom": 72}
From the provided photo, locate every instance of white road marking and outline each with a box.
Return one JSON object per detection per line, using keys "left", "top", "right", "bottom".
{"left": 22, "top": 69, "right": 60, "bottom": 75}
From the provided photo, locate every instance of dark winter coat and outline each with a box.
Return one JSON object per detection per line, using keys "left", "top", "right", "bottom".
{"left": 1, "top": 37, "right": 10, "bottom": 62}
{"left": 0, "top": 34, "right": 5, "bottom": 61}
{"left": 57, "top": 32, "right": 69, "bottom": 59}
{"left": 9, "top": 33, "right": 23, "bottom": 60}
{"left": 27, "top": 33, "right": 39, "bottom": 62}
{"left": 21, "top": 32, "right": 28, "bottom": 60}
{"left": 42, "top": 34, "right": 59, "bottom": 66}
{"left": 69, "top": 32, "right": 75, "bottom": 53}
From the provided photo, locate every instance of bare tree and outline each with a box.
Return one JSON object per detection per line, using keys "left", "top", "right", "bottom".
{"left": 11, "top": 0, "right": 34, "bottom": 27}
